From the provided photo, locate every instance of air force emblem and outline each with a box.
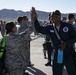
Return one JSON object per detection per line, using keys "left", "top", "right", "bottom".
{"left": 63, "top": 27, "right": 69, "bottom": 32}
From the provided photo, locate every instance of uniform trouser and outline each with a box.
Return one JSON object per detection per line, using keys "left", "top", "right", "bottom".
{"left": 52, "top": 51, "right": 76, "bottom": 75}
{"left": 27, "top": 41, "right": 30, "bottom": 64}
{"left": 8, "top": 67, "right": 24, "bottom": 75}
{"left": 5, "top": 64, "right": 27, "bottom": 75}
{"left": 43, "top": 49, "right": 47, "bottom": 57}
{"left": 43, "top": 42, "right": 47, "bottom": 58}
{"left": 46, "top": 42, "right": 53, "bottom": 62}
{"left": 24, "top": 41, "right": 30, "bottom": 65}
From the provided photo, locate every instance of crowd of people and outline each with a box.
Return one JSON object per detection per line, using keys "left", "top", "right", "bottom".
{"left": 0, "top": 7, "right": 76, "bottom": 75}
{"left": 0, "top": 15, "right": 37, "bottom": 75}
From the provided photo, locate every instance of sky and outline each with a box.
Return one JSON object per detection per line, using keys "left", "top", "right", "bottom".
{"left": 0, "top": 0, "right": 76, "bottom": 13}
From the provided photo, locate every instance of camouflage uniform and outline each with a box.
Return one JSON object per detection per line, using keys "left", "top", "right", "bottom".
{"left": 18, "top": 23, "right": 35, "bottom": 65}
{"left": 4, "top": 30, "right": 30, "bottom": 75}
{"left": 1, "top": 24, "right": 5, "bottom": 37}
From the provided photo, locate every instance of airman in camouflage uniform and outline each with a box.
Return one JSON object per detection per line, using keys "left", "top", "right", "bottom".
{"left": 4, "top": 22, "right": 31, "bottom": 75}
{"left": 17, "top": 16, "right": 35, "bottom": 66}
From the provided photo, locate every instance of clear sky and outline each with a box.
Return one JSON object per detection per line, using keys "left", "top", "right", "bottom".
{"left": 0, "top": 0, "right": 76, "bottom": 13}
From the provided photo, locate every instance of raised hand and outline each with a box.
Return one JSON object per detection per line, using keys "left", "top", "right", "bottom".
{"left": 30, "top": 7, "right": 37, "bottom": 21}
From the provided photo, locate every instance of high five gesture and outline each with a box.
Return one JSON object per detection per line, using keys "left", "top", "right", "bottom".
{"left": 31, "top": 7, "right": 37, "bottom": 21}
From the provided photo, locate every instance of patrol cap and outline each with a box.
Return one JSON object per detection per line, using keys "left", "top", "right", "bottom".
{"left": 52, "top": 10, "right": 61, "bottom": 18}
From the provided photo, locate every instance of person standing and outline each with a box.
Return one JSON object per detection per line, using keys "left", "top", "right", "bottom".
{"left": 62, "top": 17, "right": 67, "bottom": 22}
{"left": 45, "top": 14, "right": 53, "bottom": 66}
{"left": 17, "top": 16, "right": 36, "bottom": 66}
{"left": 31, "top": 7, "right": 76, "bottom": 75}
{"left": 67, "top": 14, "right": 75, "bottom": 25}
{"left": 67, "top": 14, "right": 76, "bottom": 30}
{"left": 4, "top": 22, "right": 30, "bottom": 75}
{"left": 67, "top": 14, "right": 76, "bottom": 49}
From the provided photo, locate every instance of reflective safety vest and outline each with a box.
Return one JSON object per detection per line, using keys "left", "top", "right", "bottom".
{"left": 0, "top": 35, "right": 6, "bottom": 58}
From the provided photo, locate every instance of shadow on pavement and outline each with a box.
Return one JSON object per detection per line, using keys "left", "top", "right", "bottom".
{"left": 27, "top": 66, "right": 47, "bottom": 75}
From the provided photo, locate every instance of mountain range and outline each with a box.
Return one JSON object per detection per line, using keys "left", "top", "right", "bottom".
{"left": 0, "top": 9, "right": 75, "bottom": 22}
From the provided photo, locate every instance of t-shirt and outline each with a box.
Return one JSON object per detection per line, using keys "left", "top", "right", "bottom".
{"left": 56, "top": 25, "right": 60, "bottom": 31}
